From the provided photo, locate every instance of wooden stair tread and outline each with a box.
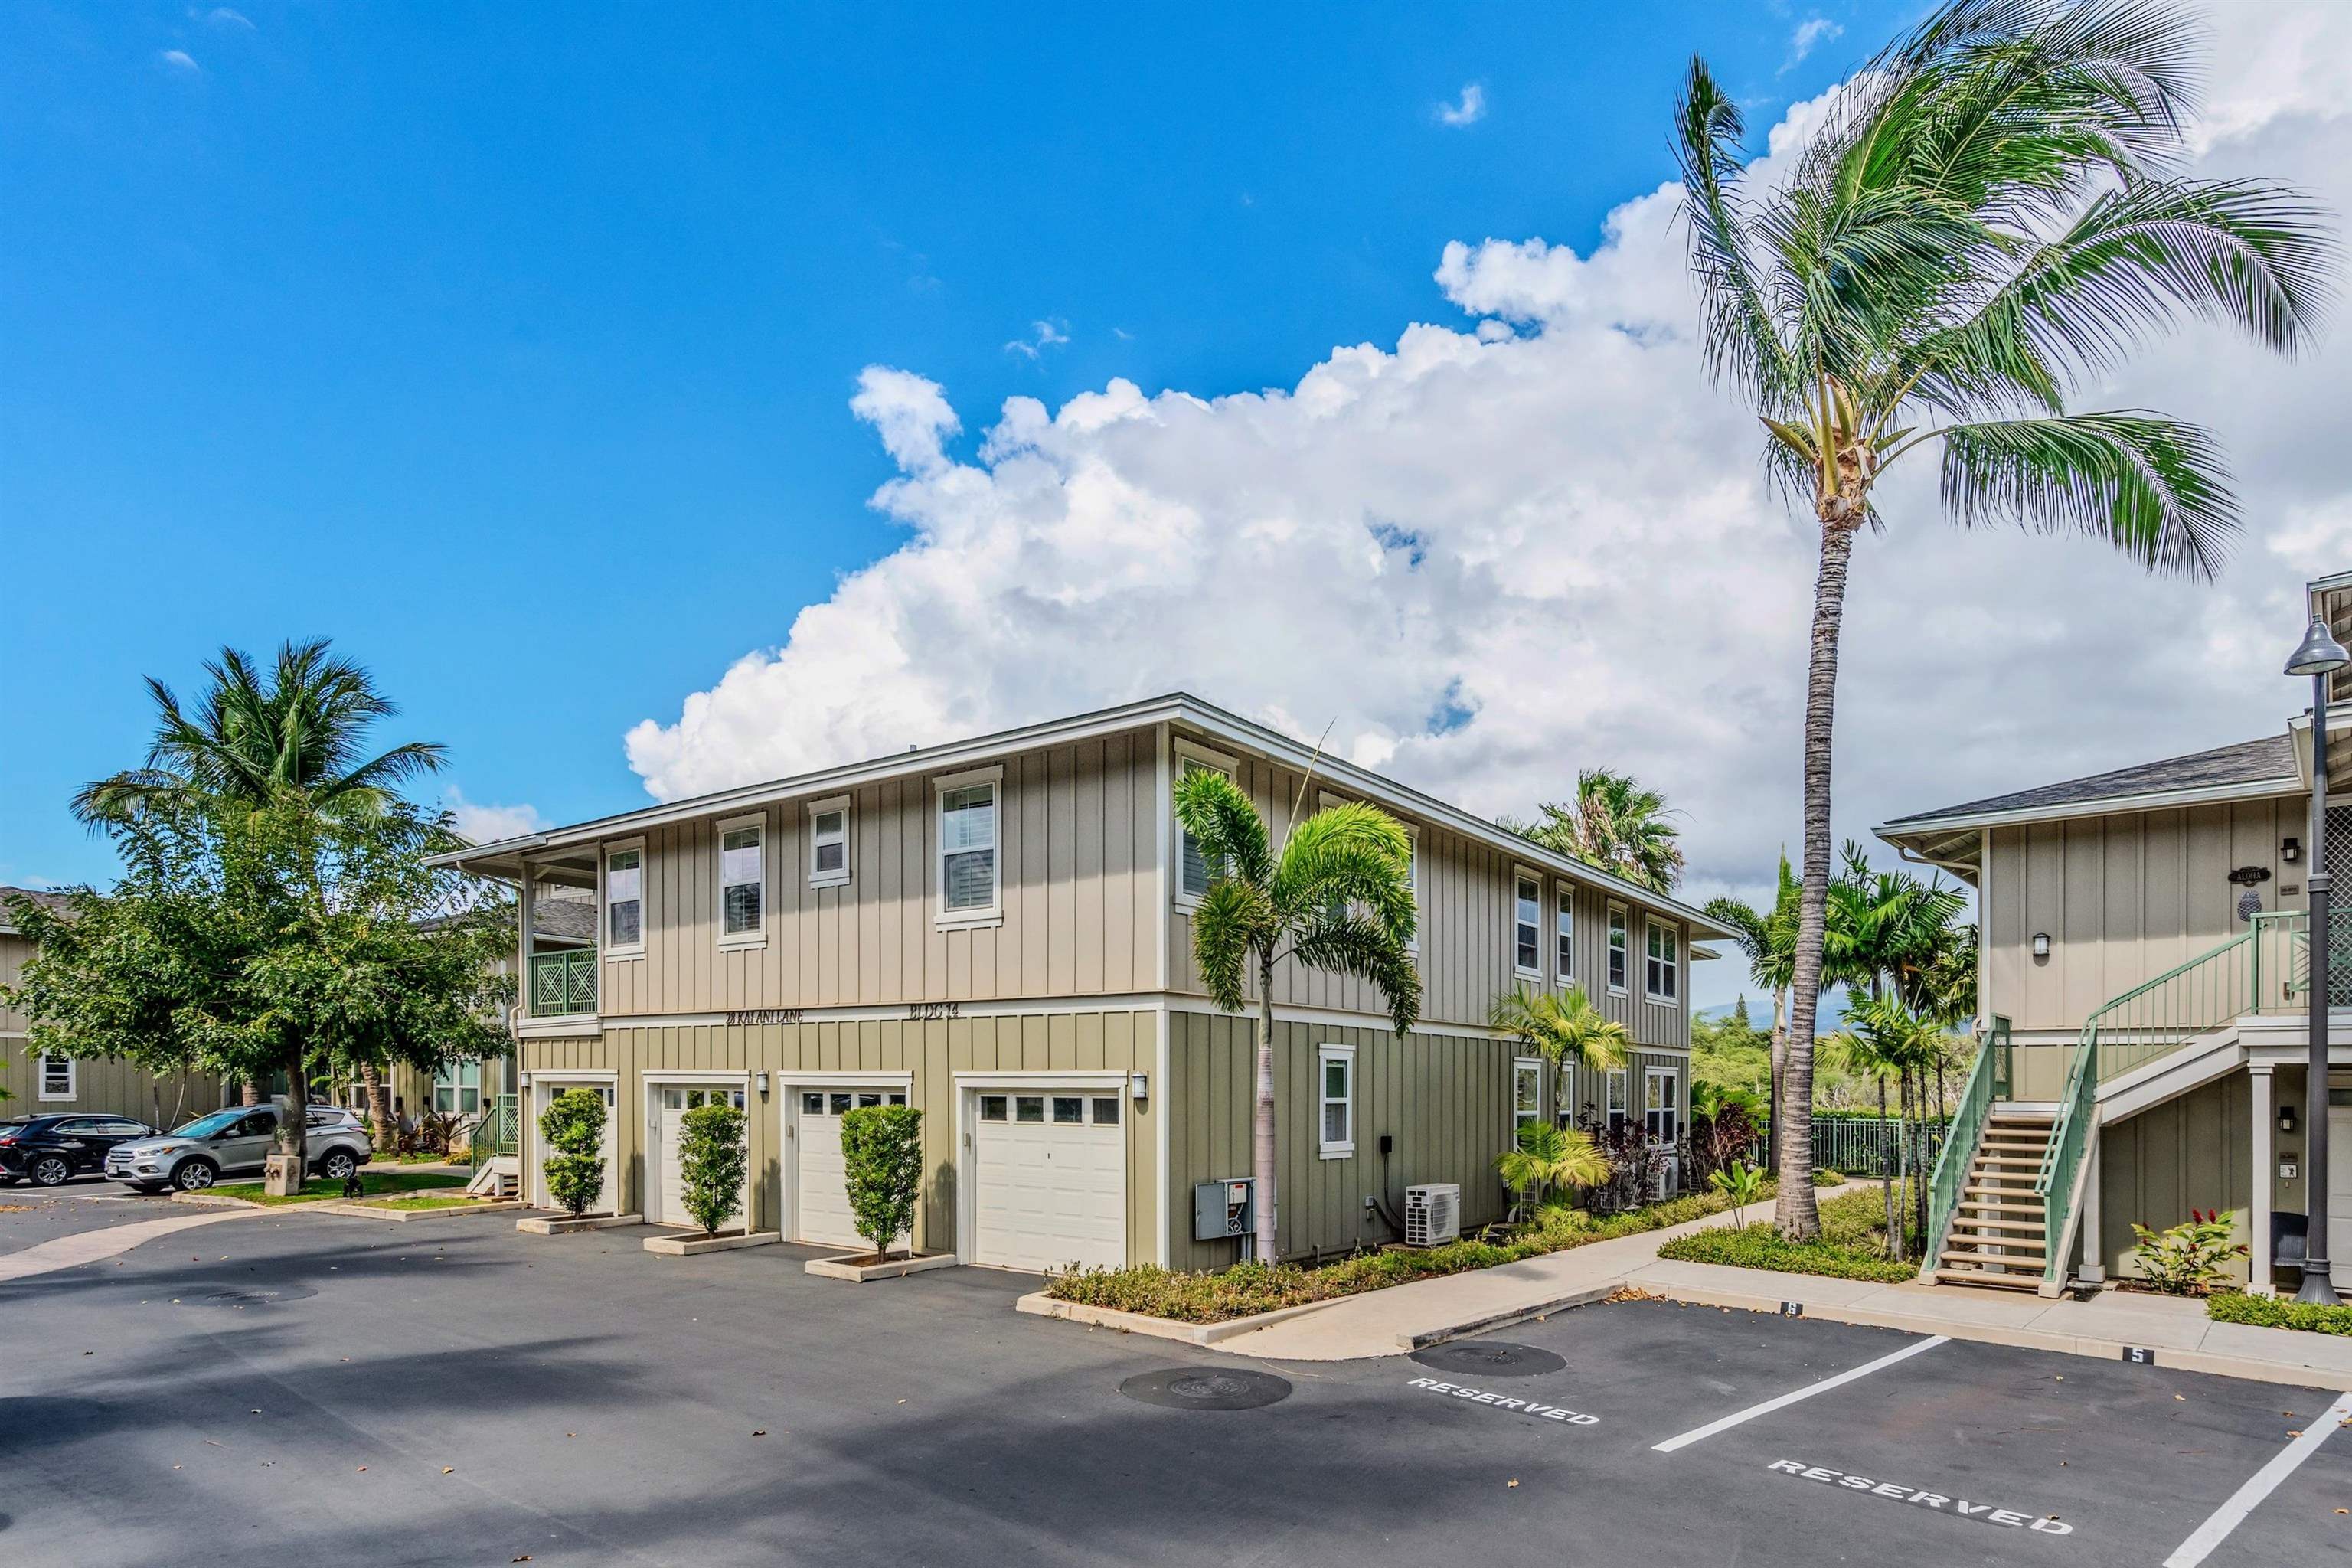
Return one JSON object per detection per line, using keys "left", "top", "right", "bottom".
{"left": 1935, "top": 1266, "right": 2043, "bottom": 1290}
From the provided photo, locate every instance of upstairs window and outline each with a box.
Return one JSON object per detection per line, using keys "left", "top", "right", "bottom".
{"left": 1555, "top": 887, "right": 1575, "bottom": 982}
{"left": 1176, "top": 746, "right": 1238, "bottom": 900}
{"left": 808, "top": 797, "right": 850, "bottom": 888}
{"left": 606, "top": 846, "right": 644, "bottom": 952}
{"left": 1606, "top": 906, "right": 1628, "bottom": 993}
{"left": 37, "top": 1054, "right": 74, "bottom": 1101}
{"left": 1645, "top": 920, "right": 1680, "bottom": 1003}
{"left": 937, "top": 769, "right": 1001, "bottom": 921}
{"left": 1514, "top": 874, "right": 1542, "bottom": 976}
{"left": 719, "top": 816, "right": 766, "bottom": 942}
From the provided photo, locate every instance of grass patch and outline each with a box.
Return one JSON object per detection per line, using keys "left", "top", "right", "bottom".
{"left": 364, "top": 1194, "right": 480, "bottom": 1211}
{"left": 1654, "top": 1187, "right": 1920, "bottom": 1282}
{"left": 2207, "top": 1290, "right": 2352, "bottom": 1337}
{"left": 395, "top": 1152, "right": 469, "bottom": 1166}
{"left": 1046, "top": 1185, "right": 1774, "bottom": 1324}
{"left": 211, "top": 1171, "right": 466, "bottom": 1207}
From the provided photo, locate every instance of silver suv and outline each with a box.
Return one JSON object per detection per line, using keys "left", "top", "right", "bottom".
{"left": 106, "top": 1105, "right": 374, "bottom": 1193}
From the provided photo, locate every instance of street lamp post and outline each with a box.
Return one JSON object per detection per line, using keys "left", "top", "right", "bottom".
{"left": 2286, "top": 613, "right": 2348, "bottom": 1306}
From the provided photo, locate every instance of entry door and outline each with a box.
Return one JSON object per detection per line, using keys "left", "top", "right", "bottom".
{"left": 649, "top": 1086, "right": 745, "bottom": 1227}
{"left": 793, "top": 1088, "right": 909, "bottom": 1246}
{"left": 534, "top": 1083, "right": 615, "bottom": 1215}
{"left": 971, "top": 1089, "right": 1124, "bottom": 1273}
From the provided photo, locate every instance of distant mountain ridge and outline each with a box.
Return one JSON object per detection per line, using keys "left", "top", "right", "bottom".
{"left": 1695, "top": 988, "right": 1848, "bottom": 1036}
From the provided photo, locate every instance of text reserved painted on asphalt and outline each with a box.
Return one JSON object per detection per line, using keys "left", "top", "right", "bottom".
{"left": 1406, "top": 1377, "right": 1599, "bottom": 1425}
{"left": 1768, "top": 1460, "right": 2073, "bottom": 1534}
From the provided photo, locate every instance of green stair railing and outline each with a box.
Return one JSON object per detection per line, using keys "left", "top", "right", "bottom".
{"left": 467, "top": 1093, "right": 519, "bottom": 1168}
{"left": 529, "top": 949, "right": 598, "bottom": 1016}
{"left": 1919, "top": 1014, "right": 2007, "bottom": 1281}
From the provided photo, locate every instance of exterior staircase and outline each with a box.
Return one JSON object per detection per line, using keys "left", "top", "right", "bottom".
{"left": 466, "top": 1155, "right": 521, "bottom": 1200}
{"left": 1933, "top": 1111, "right": 2054, "bottom": 1289}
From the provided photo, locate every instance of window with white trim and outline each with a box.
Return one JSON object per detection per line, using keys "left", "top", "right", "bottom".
{"left": 1514, "top": 1059, "right": 1543, "bottom": 1129}
{"left": 718, "top": 815, "right": 766, "bottom": 942}
{"left": 37, "top": 1054, "right": 75, "bottom": 1102}
{"left": 1555, "top": 886, "right": 1575, "bottom": 983}
{"left": 808, "top": 797, "right": 850, "bottom": 889}
{"left": 1176, "top": 746, "right": 1236, "bottom": 900}
{"left": 937, "top": 769, "right": 1001, "bottom": 921}
{"left": 1645, "top": 920, "right": 1680, "bottom": 1003}
{"left": 1645, "top": 1066, "right": 1681, "bottom": 1145}
{"left": 1606, "top": 905, "right": 1628, "bottom": 993}
{"left": 1514, "top": 874, "right": 1542, "bottom": 976}
{"left": 433, "top": 1060, "right": 482, "bottom": 1116}
{"left": 605, "top": 845, "right": 644, "bottom": 952}
{"left": 1606, "top": 1067, "right": 1628, "bottom": 1135}
{"left": 1318, "top": 1043, "right": 1356, "bottom": 1158}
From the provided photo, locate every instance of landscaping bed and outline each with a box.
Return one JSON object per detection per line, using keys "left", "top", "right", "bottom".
{"left": 1044, "top": 1186, "right": 1777, "bottom": 1325}
{"left": 209, "top": 1171, "right": 466, "bottom": 1207}
{"left": 1653, "top": 1188, "right": 1919, "bottom": 1283}
{"left": 2207, "top": 1290, "right": 2352, "bottom": 1337}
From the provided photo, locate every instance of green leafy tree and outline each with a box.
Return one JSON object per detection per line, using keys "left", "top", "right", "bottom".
{"left": 1503, "top": 769, "right": 1685, "bottom": 893}
{"left": 1174, "top": 768, "right": 1419, "bottom": 1263}
{"left": 1494, "top": 1120, "right": 1612, "bottom": 1217}
{"left": 540, "top": 1088, "right": 609, "bottom": 1217}
{"left": 1489, "top": 985, "right": 1628, "bottom": 1121}
{"left": 678, "top": 1101, "right": 747, "bottom": 1236}
{"left": 1675, "top": 0, "right": 2335, "bottom": 1237}
{"left": 840, "top": 1104, "right": 924, "bottom": 1259}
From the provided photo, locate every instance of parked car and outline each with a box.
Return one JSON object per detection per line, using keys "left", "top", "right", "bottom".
{"left": 104, "top": 1105, "right": 373, "bottom": 1193}
{"left": 0, "top": 1114, "right": 162, "bottom": 1187}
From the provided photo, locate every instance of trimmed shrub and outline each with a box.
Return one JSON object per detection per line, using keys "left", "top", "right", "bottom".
{"left": 841, "top": 1104, "right": 923, "bottom": 1258}
{"left": 1655, "top": 1187, "right": 1918, "bottom": 1282}
{"left": 2207, "top": 1289, "right": 2352, "bottom": 1336}
{"left": 539, "top": 1089, "right": 608, "bottom": 1217}
{"left": 678, "top": 1101, "right": 747, "bottom": 1236}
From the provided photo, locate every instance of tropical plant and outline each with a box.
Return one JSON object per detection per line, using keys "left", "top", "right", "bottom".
{"left": 1675, "top": 0, "right": 2335, "bottom": 1236}
{"left": 1828, "top": 994, "right": 1942, "bottom": 1260}
{"left": 1705, "top": 852, "right": 1799, "bottom": 1117}
{"left": 1489, "top": 984, "right": 1628, "bottom": 1120}
{"left": 1174, "top": 768, "right": 1419, "bottom": 1263}
{"left": 677, "top": 1100, "right": 748, "bottom": 1237}
{"left": 1690, "top": 1079, "right": 1766, "bottom": 1182}
{"left": 540, "top": 1088, "right": 608, "bottom": 1217}
{"left": 1494, "top": 1120, "right": 1612, "bottom": 1217}
{"left": 1502, "top": 768, "right": 1685, "bottom": 893}
{"left": 2131, "top": 1208, "right": 2249, "bottom": 1295}
{"left": 1707, "top": 1158, "right": 1769, "bottom": 1226}
{"left": 841, "top": 1104, "right": 925, "bottom": 1259}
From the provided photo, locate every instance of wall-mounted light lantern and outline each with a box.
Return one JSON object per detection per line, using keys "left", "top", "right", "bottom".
{"left": 2031, "top": 931, "right": 2051, "bottom": 960}
{"left": 2284, "top": 837, "right": 2303, "bottom": 864}
{"left": 1130, "top": 1071, "right": 1150, "bottom": 1102}
{"left": 755, "top": 1071, "right": 771, "bottom": 1096}
{"left": 2281, "top": 1102, "right": 2300, "bottom": 1135}
{"left": 518, "top": 1072, "right": 533, "bottom": 1089}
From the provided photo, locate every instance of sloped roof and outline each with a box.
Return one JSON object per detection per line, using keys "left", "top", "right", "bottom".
{"left": 1881, "top": 734, "right": 2296, "bottom": 829}
{"left": 0, "top": 887, "right": 74, "bottom": 935}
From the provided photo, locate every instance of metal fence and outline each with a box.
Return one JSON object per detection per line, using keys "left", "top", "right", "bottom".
{"left": 1746, "top": 1116, "right": 1949, "bottom": 1179}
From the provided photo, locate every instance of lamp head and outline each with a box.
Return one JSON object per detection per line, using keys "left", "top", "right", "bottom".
{"left": 2285, "top": 616, "right": 2351, "bottom": 677}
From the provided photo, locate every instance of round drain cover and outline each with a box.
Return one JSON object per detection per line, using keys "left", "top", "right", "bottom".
{"left": 1119, "top": 1367, "right": 1292, "bottom": 1410}
{"left": 1408, "top": 1340, "right": 1566, "bottom": 1378}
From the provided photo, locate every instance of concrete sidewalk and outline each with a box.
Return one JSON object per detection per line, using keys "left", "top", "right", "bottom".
{"left": 1091, "top": 1186, "right": 2352, "bottom": 1390}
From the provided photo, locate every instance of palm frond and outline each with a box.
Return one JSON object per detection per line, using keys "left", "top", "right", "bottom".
{"left": 1284, "top": 913, "right": 1422, "bottom": 1034}
{"left": 1936, "top": 408, "right": 2234, "bottom": 579}
{"left": 1172, "top": 768, "right": 1271, "bottom": 889}
{"left": 1674, "top": 54, "right": 1798, "bottom": 407}
{"left": 1272, "top": 802, "right": 1416, "bottom": 941}
{"left": 1186, "top": 879, "right": 1268, "bottom": 1015}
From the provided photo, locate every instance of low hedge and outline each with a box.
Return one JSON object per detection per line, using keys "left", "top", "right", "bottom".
{"left": 1045, "top": 1184, "right": 1771, "bottom": 1324}
{"left": 2207, "top": 1290, "right": 2352, "bottom": 1337}
{"left": 1653, "top": 1188, "right": 1919, "bottom": 1283}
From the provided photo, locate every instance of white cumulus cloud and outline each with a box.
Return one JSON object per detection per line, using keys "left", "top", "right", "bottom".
{"left": 1436, "top": 83, "right": 1488, "bottom": 128}
{"left": 158, "top": 48, "right": 199, "bottom": 72}
{"left": 625, "top": 6, "right": 2352, "bottom": 1007}
{"left": 1783, "top": 17, "right": 1844, "bottom": 73}
{"left": 444, "top": 788, "right": 547, "bottom": 848}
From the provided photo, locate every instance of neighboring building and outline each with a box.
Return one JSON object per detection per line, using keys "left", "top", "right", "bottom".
{"left": 1878, "top": 571, "right": 2352, "bottom": 1295}
{"left": 435, "top": 693, "right": 1730, "bottom": 1270}
{"left": 0, "top": 887, "right": 226, "bottom": 1129}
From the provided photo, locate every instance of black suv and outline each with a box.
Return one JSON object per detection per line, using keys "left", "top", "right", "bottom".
{"left": 0, "top": 1114, "right": 162, "bottom": 1187}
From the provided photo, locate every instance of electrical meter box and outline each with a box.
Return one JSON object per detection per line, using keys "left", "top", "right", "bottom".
{"left": 1194, "top": 1178, "right": 1255, "bottom": 1241}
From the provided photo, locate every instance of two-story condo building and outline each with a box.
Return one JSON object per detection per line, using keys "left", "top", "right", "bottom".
{"left": 1878, "top": 571, "right": 2352, "bottom": 1296}
{"left": 436, "top": 694, "right": 1730, "bottom": 1272}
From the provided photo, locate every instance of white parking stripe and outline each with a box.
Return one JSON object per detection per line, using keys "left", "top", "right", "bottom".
{"left": 1650, "top": 1335, "right": 1950, "bottom": 1452}
{"left": 2161, "top": 1388, "right": 2352, "bottom": 1568}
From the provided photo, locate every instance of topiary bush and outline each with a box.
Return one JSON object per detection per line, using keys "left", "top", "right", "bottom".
{"left": 678, "top": 1100, "right": 747, "bottom": 1236}
{"left": 840, "top": 1104, "right": 923, "bottom": 1259}
{"left": 539, "top": 1088, "right": 608, "bottom": 1217}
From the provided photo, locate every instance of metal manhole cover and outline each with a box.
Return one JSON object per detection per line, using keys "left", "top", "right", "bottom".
{"left": 1119, "top": 1367, "right": 1293, "bottom": 1410}
{"left": 1409, "top": 1340, "right": 1566, "bottom": 1378}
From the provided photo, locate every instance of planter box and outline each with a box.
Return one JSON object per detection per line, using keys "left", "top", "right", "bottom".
{"left": 805, "top": 1250, "right": 959, "bottom": 1282}
{"left": 516, "top": 1212, "right": 642, "bottom": 1235}
{"left": 644, "top": 1229, "right": 782, "bottom": 1256}
{"left": 309, "top": 1199, "right": 525, "bottom": 1223}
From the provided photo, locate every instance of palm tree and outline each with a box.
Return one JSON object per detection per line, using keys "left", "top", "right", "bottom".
{"left": 1489, "top": 985, "right": 1630, "bottom": 1121}
{"left": 1496, "top": 1120, "right": 1612, "bottom": 1217}
{"left": 1831, "top": 995, "right": 1941, "bottom": 1261}
{"left": 1174, "top": 769, "right": 1420, "bottom": 1263}
{"left": 1705, "top": 851, "right": 1799, "bottom": 1128}
{"left": 1504, "top": 769, "right": 1685, "bottom": 893}
{"left": 1676, "top": 0, "right": 2334, "bottom": 1239}
{"left": 74, "top": 640, "right": 448, "bottom": 1149}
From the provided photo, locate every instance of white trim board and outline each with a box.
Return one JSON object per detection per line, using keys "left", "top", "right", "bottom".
{"left": 774, "top": 1070, "right": 915, "bottom": 1087}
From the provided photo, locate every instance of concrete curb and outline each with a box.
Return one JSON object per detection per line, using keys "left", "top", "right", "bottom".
{"left": 1015, "top": 1289, "right": 1355, "bottom": 1346}
{"left": 516, "top": 1212, "right": 642, "bottom": 1235}
{"left": 305, "top": 1199, "right": 525, "bottom": 1223}
{"left": 645, "top": 1230, "right": 782, "bottom": 1256}
{"left": 1395, "top": 1284, "right": 1624, "bottom": 1351}
{"left": 806, "top": 1251, "right": 959, "bottom": 1281}
{"left": 167, "top": 1192, "right": 259, "bottom": 1209}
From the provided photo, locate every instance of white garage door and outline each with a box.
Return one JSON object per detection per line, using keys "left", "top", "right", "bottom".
{"left": 649, "top": 1085, "right": 745, "bottom": 1227}
{"left": 534, "top": 1083, "right": 616, "bottom": 1216}
{"left": 972, "top": 1089, "right": 1124, "bottom": 1273}
{"left": 794, "top": 1087, "right": 907, "bottom": 1247}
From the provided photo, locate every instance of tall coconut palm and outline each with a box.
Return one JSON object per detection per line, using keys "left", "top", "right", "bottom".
{"left": 1674, "top": 0, "right": 2334, "bottom": 1237}
{"left": 1490, "top": 985, "right": 1630, "bottom": 1122}
{"left": 1505, "top": 769, "right": 1685, "bottom": 894}
{"left": 1174, "top": 769, "right": 1420, "bottom": 1263}
{"left": 1705, "top": 851, "right": 1800, "bottom": 1127}
{"left": 74, "top": 640, "right": 449, "bottom": 1149}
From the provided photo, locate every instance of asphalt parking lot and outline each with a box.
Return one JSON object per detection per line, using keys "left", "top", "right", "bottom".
{"left": 5, "top": 1204, "right": 2346, "bottom": 1567}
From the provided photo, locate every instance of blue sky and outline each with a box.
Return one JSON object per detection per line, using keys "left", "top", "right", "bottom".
{"left": 2, "top": 1, "right": 1893, "bottom": 897}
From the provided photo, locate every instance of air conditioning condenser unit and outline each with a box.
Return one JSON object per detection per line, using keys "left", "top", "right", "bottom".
{"left": 1404, "top": 1183, "right": 1461, "bottom": 1246}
